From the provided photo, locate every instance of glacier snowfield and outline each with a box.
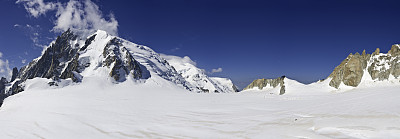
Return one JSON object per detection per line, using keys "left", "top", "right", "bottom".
{"left": 0, "top": 77, "right": 399, "bottom": 139}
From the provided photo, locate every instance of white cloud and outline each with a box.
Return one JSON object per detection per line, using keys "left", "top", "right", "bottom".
{"left": 0, "top": 52, "right": 12, "bottom": 79}
{"left": 16, "top": 0, "right": 57, "bottom": 18}
{"left": 22, "top": 59, "right": 27, "bottom": 64}
{"left": 17, "top": 0, "right": 119, "bottom": 38}
{"left": 211, "top": 68, "right": 223, "bottom": 73}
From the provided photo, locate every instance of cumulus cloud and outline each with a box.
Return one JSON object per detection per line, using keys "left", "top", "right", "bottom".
{"left": 16, "top": 0, "right": 118, "bottom": 38}
{"left": 0, "top": 52, "right": 12, "bottom": 79}
{"left": 16, "top": 0, "right": 57, "bottom": 18}
{"left": 211, "top": 68, "right": 223, "bottom": 73}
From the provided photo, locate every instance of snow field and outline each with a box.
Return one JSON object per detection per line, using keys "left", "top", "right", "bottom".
{"left": 1, "top": 77, "right": 400, "bottom": 139}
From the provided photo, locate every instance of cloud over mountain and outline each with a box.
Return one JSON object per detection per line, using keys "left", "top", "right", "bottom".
{"left": 16, "top": 0, "right": 118, "bottom": 37}
{"left": 0, "top": 52, "right": 11, "bottom": 79}
{"left": 211, "top": 68, "right": 223, "bottom": 73}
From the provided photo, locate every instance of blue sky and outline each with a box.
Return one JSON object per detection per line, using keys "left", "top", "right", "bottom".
{"left": 1, "top": 0, "right": 400, "bottom": 88}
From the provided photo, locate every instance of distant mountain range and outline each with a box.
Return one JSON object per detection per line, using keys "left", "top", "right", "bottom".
{"left": 0, "top": 30, "right": 238, "bottom": 106}
{"left": 1, "top": 30, "right": 400, "bottom": 106}
{"left": 244, "top": 45, "right": 400, "bottom": 94}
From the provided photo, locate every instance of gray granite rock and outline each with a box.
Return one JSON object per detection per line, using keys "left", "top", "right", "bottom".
{"left": 244, "top": 76, "right": 286, "bottom": 95}
{"left": 329, "top": 45, "right": 400, "bottom": 88}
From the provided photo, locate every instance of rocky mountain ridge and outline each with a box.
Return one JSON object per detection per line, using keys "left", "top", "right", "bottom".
{"left": 243, "top": 76, "right": 286, "bottom": 95}
{"left": 329, "top": 44, "right": 400, "bottom": 88}
{"left": 243, "top": 44, "right": 400, "bottom": 94}
{"left": 0, "top": 30, "right": 239, "bottom": 106}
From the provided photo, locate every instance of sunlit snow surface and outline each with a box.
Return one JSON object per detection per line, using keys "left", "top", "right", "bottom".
{"left": 1, "top": 76, "right": 400, "bottom": 139}
{"left": 1, "top": 30, "right": 400, "bottom": 138}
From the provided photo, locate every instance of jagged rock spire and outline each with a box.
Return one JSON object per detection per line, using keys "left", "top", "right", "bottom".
{"left": 10, "top": 67, "right": 18, "bottom": 82}
{"left": 389, "top": 44, "right": 400, "bottom": 56}
{"left": 329, "top": 45, "right": 400, "bottom": 89}
{"left": 372, "top": 48, "right": 380, "bottom": 55}
{"left": 0, "top": 77, "right": 8, "bottom": 107}
{"left": 17, "top": 30, "right": 78, "bottom": 82}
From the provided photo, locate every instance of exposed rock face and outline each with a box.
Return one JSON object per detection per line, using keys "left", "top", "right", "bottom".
{"left": 329, "top": 45, "right": 400, "bottom": 88}
{"left": 232, "top": 85, "right": 239, "bottom": 92}
{"left": 389, "top": 45, "right": 400, "bottom": 56}
{"left": 10, "top": 67, "right": 18, "bottom": 82}
{"left": 243, "top": 76, "right": 286, "bottom": 95}
{"left": 18, "top": 29, "right": 79, "bottom": 82}
{"left": 279, "top": 85, "right": 285, "bottom": 95}
{"left": 79, "top": 34, "right": 97, "bottom": 51}
{"left": 0, "top": 78, "right": 7, "bottom": 94}
{"left": 328, "top": 52, "right": 369, "bottom": 88}
{"left": 368, "top": 45, "right": 400, "bottom": 80}
{"left": 1, "top": 29, "right": 240, "bottom": 107}
{"left": 6, "top": 29, "right": 80, "bottom": 95}
{"left": 10, "top": 80, "right": 24, "bottom": 96}
{"left": 59, "top": 54, "right": 82, "bottom": 82}
{"left": 5, "top": 30, "right": 145, "bottom": 96}
{"left": 103, "top": 37, "right": 142, "bottom": 81}
{"left": 0, "top": 77, "right": 8, "bottom": 106}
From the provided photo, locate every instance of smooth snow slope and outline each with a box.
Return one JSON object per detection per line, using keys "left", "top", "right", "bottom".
{"left": 161, "top": 54, "right": 238, "bottom": 93}
{"left": 0, "top": 76, "right": 400, "bottom": 139}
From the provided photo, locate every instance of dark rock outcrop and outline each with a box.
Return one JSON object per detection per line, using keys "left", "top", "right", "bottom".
{"left": 279, "top": 85, "right": 286, "bottom": 95}
{"left": 0, "top": 77, "right": 8, "bottom": 106}
{"left": 80, "top": 34, "right": 97, "bottom": 51}
{"left": 60, "top": 54, "right": 82, "bottom": 82}
{"left": 7, "top": 30, "right": 145, "bottom": 97}
{"left": 232, "top": 85, "right": 239, "bottom": 92}
{"left": 103, "top": 37, "right": 142, "bottom": 81}
{"left": 10, "top": 67, "right": 18, "bottom": 82}
{"left": 6, "top": 29, "right": 79, "bottom": 96}
{"left": 10, "top": 80, "right": 24, "bottom": 96}
{"left": 18, "top": 29, "right": 78, "bottom": 82}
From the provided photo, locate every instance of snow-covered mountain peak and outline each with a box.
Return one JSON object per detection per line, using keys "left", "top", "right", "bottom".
{"left": 0, "top": 29, "right": 241, "bottom": 106}
{"left": 94, "top": 29, "right": 108, "bottom": 36}
{"left": 161, "top": 54, "right": 238, "bottom": 93}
